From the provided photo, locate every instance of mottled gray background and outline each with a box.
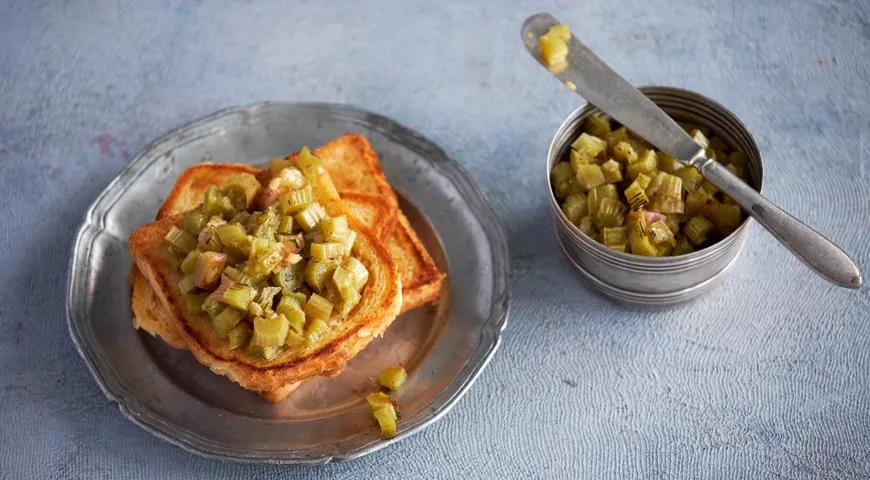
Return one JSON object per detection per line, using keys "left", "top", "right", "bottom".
{"left": 2, "top": 0, "right": 869, "bottom": 478}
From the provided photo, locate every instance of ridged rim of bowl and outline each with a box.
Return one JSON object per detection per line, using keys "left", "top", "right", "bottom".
{"left": 546, "top": 86, "right": 764, "bottom": 272}
{"left": 554, "top": 223, "right": 746, "bottom": 305}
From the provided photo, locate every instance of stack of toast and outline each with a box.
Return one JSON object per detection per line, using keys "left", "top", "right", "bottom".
{"left": 129, "top": 133, "right": 445, "bottom": 402}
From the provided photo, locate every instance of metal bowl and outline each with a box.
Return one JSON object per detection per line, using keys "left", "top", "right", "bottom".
{"left": 547, "top": 86, "right": 764, "bottom": 306}
{"left": 67, "top": 102, "right": 510, "bottom": 463}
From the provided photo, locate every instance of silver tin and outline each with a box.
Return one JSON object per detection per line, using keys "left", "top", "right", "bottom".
{"left": 547, "top": 86, "right": 764, "bottom": 306}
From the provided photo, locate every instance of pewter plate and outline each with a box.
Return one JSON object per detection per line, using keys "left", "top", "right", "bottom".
{"left": 66, "top": 102, "right": 510, "bottom": 464}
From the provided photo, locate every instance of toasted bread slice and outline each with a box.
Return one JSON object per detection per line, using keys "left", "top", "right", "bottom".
{"left": 129, "top": 134, "right": 442, "bottom": 401}
{"left": 128, "top": 190, "right": 403, "bottom": 401}
{"left": 130, "top": 194, "right": 403, "bottom": 395}
{"left": 130, "top": 190, "right": 400, "bottom": 353}
{"left": 139, "top": 163, "right": 427, "bottom": 310}
{"left": 150, "top": 133, "right": 444, "bottom": 309}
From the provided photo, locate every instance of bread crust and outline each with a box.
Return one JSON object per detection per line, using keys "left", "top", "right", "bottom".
{"left": 129, "top": 133, "right": 444, "bottom": 401}
{"left": 389, "top": 211, "right": 446, "bottom": 313}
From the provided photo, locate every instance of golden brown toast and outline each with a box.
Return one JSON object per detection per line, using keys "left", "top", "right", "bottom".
{"left": 139, "top": 165, "right": 438, "bottom": 312}
{"left": 129, "top": 190, "right": 405, "bottom": 401}
{"left": 130, "top": 189, "right": 405, "bottom": 353}
{"left": 130, "top": 184, "right": 403, "bottom": 397}
{"left": 129, "top": 134, "right": 444, "bottom": 401}
{"left": 129, "top": 187, "right": 435, "bottom": 365}
{"left": 147, "top": 133, "right": 444, "bottom": 310}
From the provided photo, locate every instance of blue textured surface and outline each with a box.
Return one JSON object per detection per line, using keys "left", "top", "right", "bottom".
{"left": 2, "top": 0, "right": 869, "bottom": 478}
